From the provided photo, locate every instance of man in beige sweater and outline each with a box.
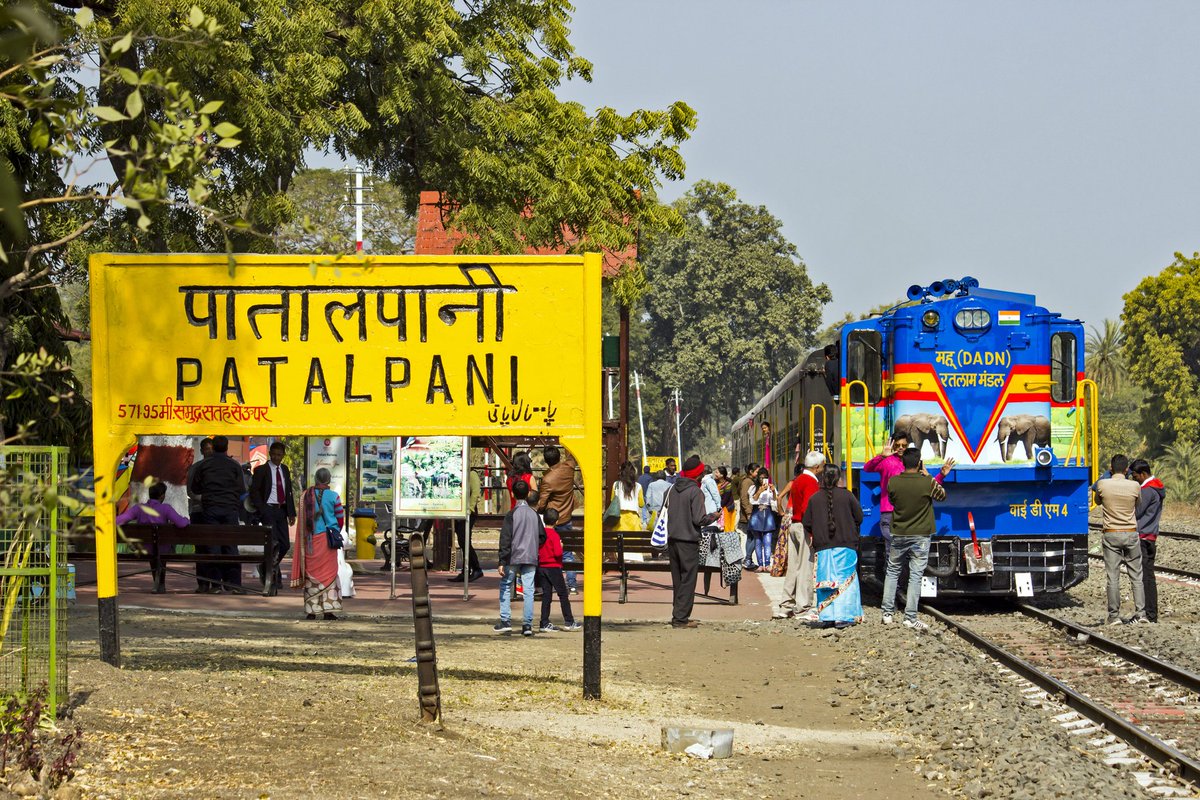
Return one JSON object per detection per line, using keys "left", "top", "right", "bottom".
{"left": 1093, "top": 454, "right": 1147, "bottom": 625}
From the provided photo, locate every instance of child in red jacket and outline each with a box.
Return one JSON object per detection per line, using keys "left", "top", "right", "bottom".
{"left": 537, "top": 509, "right": 580, "bottom": 632}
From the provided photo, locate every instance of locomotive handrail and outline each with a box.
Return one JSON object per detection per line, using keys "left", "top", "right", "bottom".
{"left": 1065, "top": 378, "right": 1100, "bottom": 487}
{"left": 841, "top": 379, "right": 875, "bottom": 492}
{"left": 808, "top": 403, "right": 833, "bottom": 464}
{"left": 1080, "top": 379, "right": 1099, "bottom": 486}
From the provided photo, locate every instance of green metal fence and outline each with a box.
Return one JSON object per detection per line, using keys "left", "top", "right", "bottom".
{"left": 0, "top": 447, "right": 69, "bottom": 716}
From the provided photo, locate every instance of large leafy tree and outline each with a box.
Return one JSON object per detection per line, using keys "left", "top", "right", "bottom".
{"left": 82, "top": 0, "right": 695, "bottom": 254}
{"left": 637, "top": 181, "right": 830, "bottom": 452}
{"left": 1, "top": 4, "right": 239, "bottom": 447}
{"left": 1122, "top": 253, "right": 1200, "bottom": 454}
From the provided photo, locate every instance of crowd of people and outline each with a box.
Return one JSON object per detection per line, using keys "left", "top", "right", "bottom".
{"left": 605, "top": 431, "right": 959, "bottom": 631}
{"left": 121, "top": 436, "right": 349, "bottom": 619}
{"left": 125, "top": 435, "right": 1168, "bottom": 632}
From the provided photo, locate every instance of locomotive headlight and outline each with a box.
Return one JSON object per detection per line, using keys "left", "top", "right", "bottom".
{"left": 922, "top": 309, "right": 940, "bottom": 329}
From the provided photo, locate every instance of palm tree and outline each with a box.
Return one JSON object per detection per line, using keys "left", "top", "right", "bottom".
{"left": 1085, "top": 319, "right": 1126, "bottom": 394}
{"left": 1156, "top": 441, "right": 1200, "bottom": 504}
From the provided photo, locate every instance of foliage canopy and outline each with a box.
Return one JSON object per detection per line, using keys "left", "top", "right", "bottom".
{"left": 1122, "top": 253, "right": 1200, "bottom": 455}
{"left": 635, "top": 181, "right": 830, "bottom": 452}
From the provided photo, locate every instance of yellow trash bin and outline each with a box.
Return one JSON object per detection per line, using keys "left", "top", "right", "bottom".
{"left": 353, "top": 509, "right": 377, "bottom": 559}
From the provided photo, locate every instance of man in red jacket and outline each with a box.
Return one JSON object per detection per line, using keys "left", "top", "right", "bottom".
{"left": 773, "top": 451, "right": 824, "bottom": 620}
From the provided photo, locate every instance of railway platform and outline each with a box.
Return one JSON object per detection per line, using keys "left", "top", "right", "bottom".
{"left": 70, "top": 558, "right": 776, "bottom": 623}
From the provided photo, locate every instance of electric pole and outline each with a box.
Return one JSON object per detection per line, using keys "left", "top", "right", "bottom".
{"left": 673, "top": 388, "right": 683, "bottom": 463}
{"left": 634, "top": 372, "right": 647, "bottom": 466}
{"left": 342, "top": 166, "right": 374, "bottom": 253}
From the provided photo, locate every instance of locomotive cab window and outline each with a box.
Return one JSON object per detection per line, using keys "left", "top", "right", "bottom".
{"left": 1050, "top": 332, "right": 1077, "bottom": 403}
{"left": 846, "top": 330, "right": 882, "bottom": 403}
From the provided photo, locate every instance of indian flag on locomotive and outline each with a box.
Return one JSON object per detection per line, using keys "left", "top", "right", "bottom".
{"left": 997, "top": 309, "right": 1021, "bottom": 326}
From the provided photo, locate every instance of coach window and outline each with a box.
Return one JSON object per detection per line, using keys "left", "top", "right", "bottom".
{"left": 1051, "top": 332, "right": 1077, "bottom": 403}
{"left": 846, "top": 330, "right": 883, "bottom": 403}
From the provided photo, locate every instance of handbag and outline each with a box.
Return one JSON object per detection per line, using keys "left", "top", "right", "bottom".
{"left": 714, "top": 530, "right": 743, "bottom": 584}
{"left": 604, "top": 487, "right": 622, "bottom": 527}
{"left": 326, "top": 529, "right": 345, "bottom": 550}
{"left": 650, "top": 490, "right": 671, "bottom": 548}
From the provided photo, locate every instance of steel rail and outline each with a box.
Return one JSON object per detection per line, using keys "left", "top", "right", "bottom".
{"left": 1015, "top": 603, "right": 1200, "bottom": 693}
{"left": 1087, "top": 552, "right": 1200, "bottom": 582}
{"left": 925, "top": 605, "right": 1200, "bottom": 784}
{"left": 1159, "top": 530, "right": 1200, "bottom": 541}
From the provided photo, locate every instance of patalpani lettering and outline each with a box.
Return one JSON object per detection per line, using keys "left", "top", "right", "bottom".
{"left": 171, "top": 263, "right": 522, "bottom": 408}
{"left": 179, "top": 263, "right": 513, "bottom": 343}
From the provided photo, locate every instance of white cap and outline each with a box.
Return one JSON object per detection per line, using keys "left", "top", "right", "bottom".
{"left": 803, "top": 451, "right": 826, "bottom": 469}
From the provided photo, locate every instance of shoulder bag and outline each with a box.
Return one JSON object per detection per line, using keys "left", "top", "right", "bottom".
{"left": 650, "top": 489, "right": 671, "bottom": 548}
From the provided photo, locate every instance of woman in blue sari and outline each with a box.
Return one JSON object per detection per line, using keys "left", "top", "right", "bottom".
{"left": 801, "top": 465, "right": 863, "bottom": 628}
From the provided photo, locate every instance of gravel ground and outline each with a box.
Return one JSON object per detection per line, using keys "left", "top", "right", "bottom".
{"left": 63, "top": 608, "right": 939, "bottom": 800}
{"left": 1035, "top": 548, "right": 1200, "bottom": 672}
{"left": 773, "top": 610, "right": 1148, "bottom": 800}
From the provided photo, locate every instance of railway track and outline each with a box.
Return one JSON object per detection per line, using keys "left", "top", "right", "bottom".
{"left": 1087, "top": 552, "right": 1200, "bottom": 585}
{"left": 926, "top": 602, "right": 1200, "bottom": 794}
{"left": 1161, "top": 530, "right": 1200, "bottom": 542}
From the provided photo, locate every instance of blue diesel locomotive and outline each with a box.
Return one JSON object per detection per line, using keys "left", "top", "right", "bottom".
{"left": 731, "top": 278, "right": 1097, "bottom": 596}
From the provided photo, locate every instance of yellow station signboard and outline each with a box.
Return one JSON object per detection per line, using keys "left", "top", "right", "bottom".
{"left": 91, "top": 254, "right": 603, "bottom": 677}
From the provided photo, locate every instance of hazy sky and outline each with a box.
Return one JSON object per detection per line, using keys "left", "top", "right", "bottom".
{"left": 552, "top": 1, "right": 1200, "bottom": 327}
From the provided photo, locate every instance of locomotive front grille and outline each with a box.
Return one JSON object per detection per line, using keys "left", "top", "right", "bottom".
{"left": 899, "top": 535, "right": 1089, "bottom": 595}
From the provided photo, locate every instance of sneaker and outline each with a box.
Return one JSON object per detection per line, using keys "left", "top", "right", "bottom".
{"left": 902, "top": 618, "right": 929, "bottom": 631}
{"left": 493, "top": 621, "right": 512, "bottom": 634}
{"left": 568, "top": 586, "right": 579, "bottom": 595}
{"left": 772, "top": 610, "right": 795, "bottom": 620}
{"left": 1133, "top": 616, "right": 1151, "bottom": 625}
{"left": 881, "top": 613, "right": 895, "bottom": 625}
{"left": 522, "top": 624, "right": 534, "bottom": 637}
{"left": 562, "top": 622, "right": 583, "bottom": 632}
{"left": 539, "top": 623, "right": 560, "bottom": 633}
{"left": 798, "top": 609, "right": 819, "bottom": 623}
{"left": 1106, "top": 617, "right": 1123, "bottom": 626}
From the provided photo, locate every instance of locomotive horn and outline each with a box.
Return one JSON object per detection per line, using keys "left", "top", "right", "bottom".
{"left": 942, "top": 279, "right": 958, "bottom": 294}
{"left": 961, "top": 275, "right": 979, "bottom": 289}
{"left": 907, "top": 284, "right": 926, "bottom": 301}
{"left": 929, "top": 280, "right": 945, "bottom": 296}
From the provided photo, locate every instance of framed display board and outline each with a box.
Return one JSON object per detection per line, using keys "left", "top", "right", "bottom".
{"left": 395, "top": 436, "right": 469, "bottom": 518}
{"left": 359, "top": 437, "right": 396, "bottom": 502}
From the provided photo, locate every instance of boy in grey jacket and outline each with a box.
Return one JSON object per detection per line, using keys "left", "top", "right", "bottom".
{"left": 495, "top": 479, "right": 546, "bottom": 636}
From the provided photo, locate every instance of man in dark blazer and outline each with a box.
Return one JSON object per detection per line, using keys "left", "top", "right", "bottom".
{"left": 250, "top": 441, "right": 296, "bottom": 585}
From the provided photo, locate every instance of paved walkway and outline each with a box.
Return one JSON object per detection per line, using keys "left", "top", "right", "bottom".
{"left": 72, "top": 558, "right": 776, "bottom": 622}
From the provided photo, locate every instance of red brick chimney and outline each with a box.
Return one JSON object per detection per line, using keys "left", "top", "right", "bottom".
{"left": 413, "top": 190, "right": 634, "bottom": 276}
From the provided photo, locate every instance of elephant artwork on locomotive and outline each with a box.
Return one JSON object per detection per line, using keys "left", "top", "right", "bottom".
{"left": 995, "top": 414, "right": 1052, "bottom": 462}
{"left": 892, "top": 413, "right": 952, "bottom": 458}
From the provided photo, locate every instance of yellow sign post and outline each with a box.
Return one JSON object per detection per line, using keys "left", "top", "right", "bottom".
{"left": 91, "top": 254, "right": 605, "bottom": 696}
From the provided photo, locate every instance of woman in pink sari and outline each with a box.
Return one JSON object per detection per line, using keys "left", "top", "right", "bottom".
{"left": 290, "top": 468, "right": 345, "bottom": 620}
